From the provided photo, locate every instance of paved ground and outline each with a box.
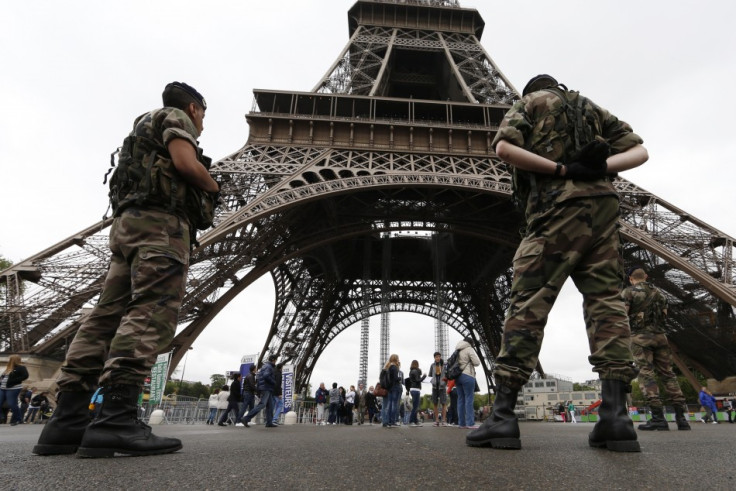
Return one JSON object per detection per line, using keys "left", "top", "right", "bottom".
{"left": 1, "top": 420, "right": 734, "bottom": 490}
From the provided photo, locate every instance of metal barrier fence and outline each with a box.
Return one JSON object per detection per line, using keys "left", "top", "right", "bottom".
{"left": 141, "top": 396, "right": 319, "bottom": 425}
{"left": 142, "top": 395, "right": 209, "bottom": 424}
{"left": 293, "top": 400, "right": 316, "bottom": 424}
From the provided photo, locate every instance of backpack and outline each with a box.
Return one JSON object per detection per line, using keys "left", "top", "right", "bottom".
{"left": 104, "top": 127, "right": 217, "bottom": 232}
{"left": 445, "top": 349, "right": 463, "bottom": 380}
{"left": 379, "top": 368, "right": 390, "bottom": 388}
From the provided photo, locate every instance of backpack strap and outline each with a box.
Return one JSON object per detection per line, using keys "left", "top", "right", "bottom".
{"left": 541, "top": 87, "right": 593, "bottom": 159}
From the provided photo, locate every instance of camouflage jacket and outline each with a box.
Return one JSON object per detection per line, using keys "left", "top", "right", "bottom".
{"left": 111, "top": 107, "right": 215, "bottom": 231}
{"left": 621, "top": 281, "right": 668, "bottom": 333}
{"left": 133, "top": 106, "right": 200, "bottom": 149}
{"left": 492, "top": 88, "right": 643, "bottom": 223}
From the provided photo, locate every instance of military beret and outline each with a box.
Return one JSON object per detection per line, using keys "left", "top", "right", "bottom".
{"left": 162, "top": 81, "right": 207, "bottom": 110}
{"left": 522, "top": 74, "right": 558, "bottom": 96}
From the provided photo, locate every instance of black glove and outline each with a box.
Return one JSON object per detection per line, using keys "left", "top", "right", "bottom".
{"left": 577, "top": 140, "right": 610, "bottom": 167}
{"left": 564, "top": 140, "right": 610, "bottom": 181}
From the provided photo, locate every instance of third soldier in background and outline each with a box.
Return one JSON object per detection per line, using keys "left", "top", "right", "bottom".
{"left": 623, "top": 267, "right": 690, "bottom": 431}
{"left": 467, "top": 74, "right": 649, "bottom": 452}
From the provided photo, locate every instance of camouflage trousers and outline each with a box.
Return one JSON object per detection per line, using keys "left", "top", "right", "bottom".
{"left": 494, "top": 196, "right": 637, "bottom": 390}
{"left": 631, "top": 332, "right": 685, "bottom": 409}
{"left": 57, "top": 208, "right": 190, "bottom": 391}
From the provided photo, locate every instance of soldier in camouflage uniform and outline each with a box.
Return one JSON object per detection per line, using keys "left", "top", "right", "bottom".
{"left": 466, "top": 74, "right": 649, "bottom": 452}
{"left": 34, "top": 82, "right": 220, "bottom": 458}
{"left": 622, "top": 267, "right": 690, "bottom": 430}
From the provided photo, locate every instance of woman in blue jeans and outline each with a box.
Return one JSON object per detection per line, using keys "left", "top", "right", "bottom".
{"left": 383, "top": 354, "right": 403, "bottom": 427}
{"left": 0, "top": 355, "right": 29, "bottom": 425}
{"left": 454, "top": 338, "right": 480, "bottom": 428}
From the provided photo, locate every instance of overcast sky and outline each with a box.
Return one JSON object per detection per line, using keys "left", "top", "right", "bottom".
{"left": 2, "top": 1, "right": 735, "bottom": 394}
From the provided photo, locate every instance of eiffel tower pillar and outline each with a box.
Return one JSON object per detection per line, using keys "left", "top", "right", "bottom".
{"left": 380, "top": 232, "right": 391, "bottom": 369}
{"left": 433, "top": 233, "right": 449, "bottom": 358}
{"left": 358, "top": 239, "right": 371, "bottom": 387}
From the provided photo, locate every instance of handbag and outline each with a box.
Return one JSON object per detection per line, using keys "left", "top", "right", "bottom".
{"left": 373, "top": 383, "right": 388, "bottom": 397}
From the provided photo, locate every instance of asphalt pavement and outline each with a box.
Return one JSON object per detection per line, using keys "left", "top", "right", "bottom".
{"left": 2, "top": 420, "right": 734, "bottom": 490}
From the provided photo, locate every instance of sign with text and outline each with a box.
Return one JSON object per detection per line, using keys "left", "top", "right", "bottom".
{"left": 149, "top": 352, "right": 171, "bottom": 405}
{"left": 282, "top": 364, "right": 295, "bottom": 414}
{"left": 240, "top": 353, "right": 259, "bottom": 391}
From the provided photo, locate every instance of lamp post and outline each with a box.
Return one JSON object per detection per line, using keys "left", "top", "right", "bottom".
{"left": 179, "top": 347, "right": 193, "bottom": 390}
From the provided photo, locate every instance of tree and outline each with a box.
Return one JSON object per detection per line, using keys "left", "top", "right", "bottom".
{"left": 165, "top": 380, "right": 211, "bottom": 399}
{"left": 474, "top": 393, "right": 491, "bottom": 410}
{"left": 573, "top": 383, "right": 596, "bottom": 391}
{"left": 303, "top": 383, "right": 313, "bottom": 401}
{"left": 0, "top": 254, "right": 12, "bottom": 298}
{"left": 210, "top": 373, "right": 226, "bottom": 389}
{"left": 420, "top": 394, "right": 432, "bottom": 410}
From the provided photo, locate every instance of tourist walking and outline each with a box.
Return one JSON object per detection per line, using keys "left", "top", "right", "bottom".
{"left": 206, "top": 389, "right": 219, "bottom": 425}
{"left": 238, "top": 365, "right": 257, "bottom": 425}
{"left": 242, "top": 354, "right": 278, "bottom": 428}
{"left": 699, "top": 387, "right": 718, "bottom": 424}
{"left": 0, "top": 355, "right": 29, "bottom": 425}
{"left": 219, "top": 373, "right": 242, "bottom": 426}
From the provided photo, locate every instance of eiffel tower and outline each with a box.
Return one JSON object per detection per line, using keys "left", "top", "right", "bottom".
{"left": 2, "top": 0, "right": 735, "bottom": 394}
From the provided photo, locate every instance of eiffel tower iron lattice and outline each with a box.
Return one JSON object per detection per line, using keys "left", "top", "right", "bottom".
{"left": 2, "top": 0, "right": 735, "bottom": 395}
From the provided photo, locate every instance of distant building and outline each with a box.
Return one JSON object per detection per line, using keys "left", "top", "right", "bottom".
{"left": 520, "top": 375, "right": 601, "bottom": 421}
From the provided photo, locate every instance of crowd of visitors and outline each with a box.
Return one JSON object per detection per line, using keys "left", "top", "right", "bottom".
{"left": 305, "top": 342, "right": 483, "bottom": 428}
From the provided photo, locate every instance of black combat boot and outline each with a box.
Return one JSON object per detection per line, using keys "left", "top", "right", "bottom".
{"left": 76, "top": 385, "right": 182, "bottom": 458}
{"left": 32, "top": 391, "right": 93, "bottom": 455}
{"left": 637, "top": 406, "right": 669, "bottom": 431}
{"left": 466, "top": 385, "right": 521, "bottom": 449}
{"left": 589, "top": 379, "right": 640, "bottom": 452}
{"left": 674, "top": 404, "right": 691, "bottom": 430}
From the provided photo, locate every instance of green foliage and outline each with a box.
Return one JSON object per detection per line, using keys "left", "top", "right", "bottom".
{"left": 631, "top": 380, "right": 643, "bottom": 405}
{"left": 573, "top": 383, "right": 596, "bottom": 391}
{"left": 0, "top": 254, "right": 13, "bottom": 298}
{"left": 210, "top": 373, "right": 226, "bottom": 389}
{"left": 420, "top": 394, "right": 432, "bottom": 410}
{"left": 473, "top": 393, "right": 492, "bottom": 410}
{"left": 165, "top": 380, "right": 212, "bottom": 399}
